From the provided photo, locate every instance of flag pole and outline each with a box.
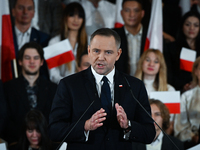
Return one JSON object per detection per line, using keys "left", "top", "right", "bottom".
{"left": 13, "top": 59, "right": 18, "bottom": 78}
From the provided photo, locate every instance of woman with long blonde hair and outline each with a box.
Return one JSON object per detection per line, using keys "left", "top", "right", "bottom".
{"left": 48, "top": 2, "right": 87, "bottom": 84}
{"left": 135, "top": 49, "right": 175, "bottom": 93}
{"left": 135, "top": 49, "right": 175, "bottom": 135}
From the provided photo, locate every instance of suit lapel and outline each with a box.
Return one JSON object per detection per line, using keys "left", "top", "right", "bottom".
{"left": 114, "top": 70, "right": 127, "bottom": 106}
{"left": 30, "top": 28, "right": 39, "bottom": 43}
{"left": 84, "top": 68, "right": 101, "bottom": 112}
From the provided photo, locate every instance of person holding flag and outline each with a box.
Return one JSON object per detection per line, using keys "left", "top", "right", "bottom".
{"left": 164, "top": 11, "right": 200, "bottom": 92}
{"left": 46, "top": 2, "right": 87, "bottom": 84}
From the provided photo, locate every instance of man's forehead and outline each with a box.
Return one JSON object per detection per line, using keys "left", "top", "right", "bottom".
{"left": 15, "top": 0, "right": 34, "bottom": 7}
{"left": 24, "top": 48, "right": 39, "bottom": 55}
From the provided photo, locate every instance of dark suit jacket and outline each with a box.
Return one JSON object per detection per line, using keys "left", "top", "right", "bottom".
{"left": 132, "top": 134, "right": 185, "bottom": 150}
{"left": 113, "top": 26, "right": 147, "bottom": 74}
{"left": 3, "top": 76, "right": 57, "bottom": 144}
{"left": 49, "top": 67, "right": 156, "bottom": 150}
{"left": 13, "top": 27, "right": 50, "bottom": 80}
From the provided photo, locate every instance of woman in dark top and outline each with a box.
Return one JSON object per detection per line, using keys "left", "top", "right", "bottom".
{"left": 9, "top": 110, "right": 51, "bottom": 150}
{"left": 164, "top": 11, "right": 200, "bottom": 92}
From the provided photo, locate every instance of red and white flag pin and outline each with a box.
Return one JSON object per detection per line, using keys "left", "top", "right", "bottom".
{"left": 119, "top": 85, "right": 123, "bottom": 87}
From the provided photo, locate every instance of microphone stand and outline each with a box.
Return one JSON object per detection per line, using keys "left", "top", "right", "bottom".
{"left": 124, "top": 76, "right": 180, "bottom": 150}
{"left": 55, "top": 100, "right": 95, "bottom": 150}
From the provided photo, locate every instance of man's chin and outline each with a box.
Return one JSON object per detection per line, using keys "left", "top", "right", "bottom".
{"left": 24, "top": 70, "right": 38, "bottom": 76}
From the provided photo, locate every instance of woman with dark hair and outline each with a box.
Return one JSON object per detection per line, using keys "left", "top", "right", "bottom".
{"left": 164, "top": 11, "right": 200, "bottom": 92}
{"left": 9, "top": 110, "right": 51, "bottom": 150}
{"left": 48, "top": 2, "right": 88, "bottom": 84}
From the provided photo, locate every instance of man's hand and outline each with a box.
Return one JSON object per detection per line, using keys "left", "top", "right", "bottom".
{"left": 115, "top": 103, "right": 129, "bottom": 129}
{"left": 84, "top": 108, "right": 107, "bottom": 132}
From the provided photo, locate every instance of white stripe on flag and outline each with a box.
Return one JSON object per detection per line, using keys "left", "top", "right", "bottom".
{"left": 146, "top": 0, "right": 163, "bottom": 52}
{"left": 44, "top": 39, "right": 73, "bottom": 59}
{"left": 149, "top": 91, "right": 180, "bottom": 103}
{"left": 180, "top": 47, "right": 196, "bottom": 62}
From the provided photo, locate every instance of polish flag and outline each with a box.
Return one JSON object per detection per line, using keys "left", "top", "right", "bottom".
{"left": 149, "top": 91, "right": 180, "bottom": 114}
{"left": 180, "top": 47, "right": 196, "bottom": 72}
{"left": 144, "top": 0, "right": 163, "bottom": 52}
{"left": 114, "top": 0, "right": 124, "bottom": 28}
{"left": 44, "top": 39, "right": 75, "bottom": 69}
{"left": 0, "top": 0, "right": 16, "bottom": 82}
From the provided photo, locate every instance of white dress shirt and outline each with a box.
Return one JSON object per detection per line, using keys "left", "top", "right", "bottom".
{"left": 146, "top": 132, "right": 163, "bottom": 150}
{"left": 124, "top": 26, "right": 142, "bottom": 76}
{"left": 15, "top": 26, "right": 32, "bottom": 50}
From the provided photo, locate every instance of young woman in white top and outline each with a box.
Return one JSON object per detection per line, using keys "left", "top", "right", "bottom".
{"left": 174, "top": 56, "right": 200, "bottom": 149}
{"left": 135, "top": 49, "right": 175, "bottom": 135}
{"left": 135, "top": 49, "right": 175, "bottom": 94}
{"left": 48, "top": 2, "right": 87, "bottom": 84}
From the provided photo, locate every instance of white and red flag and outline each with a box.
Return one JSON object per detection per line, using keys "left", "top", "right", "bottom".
{"left": 0, "top": 0, "right": 16, "bottom": 82}
{"left": 44, "top": 39, "right": 75, "bottom": 69}
{"left": 180, "top": 47, "right": 196, "bottom": 72}
{"left": 114, "top": 0, "right": 124, "bottom": 28}
{"left": 149, "top": 91, "right": 180, "bottom": 114}
{"left": 144, "top": 0, "right": 163, "bottom": 52}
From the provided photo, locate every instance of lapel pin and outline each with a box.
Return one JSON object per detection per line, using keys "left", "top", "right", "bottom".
{"left": 119, "top": 85, "right": 123, "bottom": 87}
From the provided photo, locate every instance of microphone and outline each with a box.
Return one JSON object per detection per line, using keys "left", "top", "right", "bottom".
{"left": 123, "top": 76, "right": 180, "bottom": 150}
{"left": 55, "top": 99, "right": 96, "bottom": 150}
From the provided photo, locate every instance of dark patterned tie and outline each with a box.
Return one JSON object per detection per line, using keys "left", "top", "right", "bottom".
{"left": 101, "top": 76, "right": 111, "bottom": 115}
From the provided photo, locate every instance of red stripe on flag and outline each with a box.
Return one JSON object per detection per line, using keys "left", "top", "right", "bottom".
{"left": 180, "top": 59, "right": 193, "bottom": 72}
{"left": 144, "top": 38, "right": 150, "bottom": 51}
{"left": 164, "top": 103, "right": 180, "bottom": 114}
{"left": 46, "top": 50, "right": 74, "bottom": 69}
{"left": 1, "top": 15, "right": 16, "bottom": 82}
{"left": 114, "top": 22, "right": 123, "bottom": 28}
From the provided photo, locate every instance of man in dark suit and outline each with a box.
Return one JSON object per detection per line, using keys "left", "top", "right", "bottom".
{"left": 132, "top": 99, "right": 184, "bottom": 150}
{"left": 11, "top": 0, "right": 50, "bottom": 79}
{"left": 3, "top": 42, "right": 57, "bottom": 145}
{"left": 49, "top": 28, "right": 155, "bottom": 150}
{"left": 113, "top": 0, "right": 147, "bottom": 75}
{"left": 9, "top": 0, "right": 63, "bottom": 38}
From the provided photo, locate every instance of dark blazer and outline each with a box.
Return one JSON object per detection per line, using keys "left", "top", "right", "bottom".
{"left": 49, "top": 67, "right": 156, "bottom": 150}
{"left": 132, "top": 134, "right": 185, "bottom": 150}
{"left": 13, "top": 27, "right": 50, "bottom": 80}
{"left": 113, "top": 26, "right": 147, "bottom": 74}
{"left": 3, "top": 76, "right": 57, "bottom": 144}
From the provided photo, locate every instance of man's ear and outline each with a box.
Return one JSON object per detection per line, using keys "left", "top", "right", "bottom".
{"left": 116, "top": 48, "right": 122, "bottom": 61}
{"left": 18, "top": 60, "right": 22, "bottom": 66}
{"left": 40, "top": 59, "right": 44, "bottom": 66}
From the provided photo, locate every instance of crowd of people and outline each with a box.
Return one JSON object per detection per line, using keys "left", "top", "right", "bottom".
{"left": 1, "top": 0, "right": 200, "bottom": 150}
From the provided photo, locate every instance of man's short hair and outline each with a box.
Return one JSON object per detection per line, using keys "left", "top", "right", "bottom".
{"left": 13, "top": 0, "right": 35, "bottom": 8}
{"left": 90, "top": 28, "right": 121, "bottom": 49}
{"left": 122, "top": 0, "right": 143, "bottom": 9}
{"left": 18, "top": 42, "right": 44, "bottom": 61}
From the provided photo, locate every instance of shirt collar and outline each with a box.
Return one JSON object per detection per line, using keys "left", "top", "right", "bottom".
{"left": 124, "top": 25, "right": 143, "bottom": 36}
{"left": 15, "top": 25, "right": 32, "bottom": 36}
{"left": 91, "top": 66, "right": 115, "bottom": 84}
{"left": 150, "top": 131, "right": 163, "bottom": 146}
